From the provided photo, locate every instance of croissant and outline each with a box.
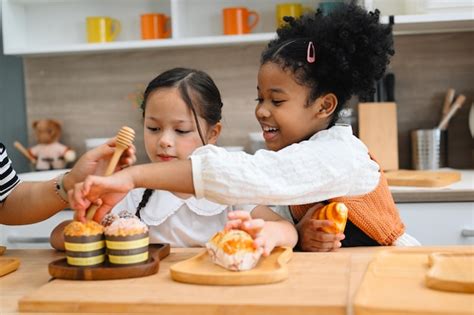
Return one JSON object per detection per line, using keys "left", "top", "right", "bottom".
{"left": 312, "top": 202, "right": 348, "bottom": 234}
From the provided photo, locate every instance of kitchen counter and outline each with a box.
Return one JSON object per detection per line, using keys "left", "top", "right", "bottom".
{"left": 390, "top": 169, "right": 474, "bottom": 203}
{"left": 0, "top": 246, "right": 471, "bottom": 315}
{"left": 0, "top": 247, "right": 377, "bottom": 315}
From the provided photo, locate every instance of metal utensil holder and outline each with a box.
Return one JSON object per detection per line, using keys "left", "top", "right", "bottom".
{"left": 411, "top": 128, "right": 447, "bottom": 170}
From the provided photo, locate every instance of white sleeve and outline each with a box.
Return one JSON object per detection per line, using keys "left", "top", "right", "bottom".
{"left": 190, "top": 126, "right": 380, "bottom": 206}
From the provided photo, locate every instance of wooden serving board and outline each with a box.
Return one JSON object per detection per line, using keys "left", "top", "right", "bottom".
{"left": 385, "top": 170, "right": 461, "bottom": 187}
{"left": 20, "top": 249, "right": 351, "bottom": 314}
{"left": 426, "top": 252, "right": 474, "bottom": 293}
{"left": 0, "top": 257, "right": 20, "bottom": 277}
{"left": 354, "top": 247, "right": 474, "bottom": 315}
{"left": 170, "top": 247, "right": 292, "bottom": 285}
{"left": 49, "top": 243, "right": 170, "bottom": 280}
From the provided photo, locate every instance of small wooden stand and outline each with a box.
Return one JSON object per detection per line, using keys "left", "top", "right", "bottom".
{"left": 49, "top": 243, "right": 170, "bottom": 281}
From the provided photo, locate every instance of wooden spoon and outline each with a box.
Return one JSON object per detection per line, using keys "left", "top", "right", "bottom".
{"left": 13, "top": 141, "right": 36, "bottom": 164}
{"left": 86, "top": 126, "right": 135, "bottom": 220}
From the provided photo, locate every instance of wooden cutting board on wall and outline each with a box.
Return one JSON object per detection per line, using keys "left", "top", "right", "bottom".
{"left": 359, "top": 102, "right": 399, "bottom": 171}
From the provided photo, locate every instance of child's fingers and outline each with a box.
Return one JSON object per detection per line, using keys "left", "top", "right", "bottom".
{"left": 227, "top": 211, "right": 252, "bottom": 221}
{"left": 225, "top": 219, "right": 242, "bottom": 231}
{"left": 93, "top": 204, "right": 113, "bottom": 223}
{"left": 307, "top": 219, "right": 334, "bottom": 230}
{"left": 253, "top": 236, "right": 272, "bottom": 257}
{"left": 242, "top": 219, "right": 265, "bottom": 237}
{"left": 311, "top": 231, "right": 345, "bottom": 243}
{"left": 304, "top": 239, "right": 337, "bottom": 252}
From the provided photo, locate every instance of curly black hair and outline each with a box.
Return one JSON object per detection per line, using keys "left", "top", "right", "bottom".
{"left": 261, "top": 1, "right": 394, "bottom": 125}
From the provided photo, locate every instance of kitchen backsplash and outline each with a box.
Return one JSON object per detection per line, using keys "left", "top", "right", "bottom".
{"left": 24, "top": 32, "right": 473, "bottom": 168}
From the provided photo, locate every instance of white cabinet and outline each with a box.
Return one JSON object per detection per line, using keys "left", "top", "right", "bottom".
{"left": 397, "top": 202, "right": 474, "bottom": 246}
{"left": 2, "top": 0, "right": 473, "bottom": 56}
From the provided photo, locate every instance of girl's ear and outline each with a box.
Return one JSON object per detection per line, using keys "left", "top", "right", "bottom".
{"left": 314, "top": 93, "right": 338, "bottom": 118}
{"left": 206, "top": 122, "right": 222, "bottom": 145}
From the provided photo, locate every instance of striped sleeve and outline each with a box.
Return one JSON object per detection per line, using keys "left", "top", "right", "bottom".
{"left": 0, "top": 143, "right": 20, "bottom": 202}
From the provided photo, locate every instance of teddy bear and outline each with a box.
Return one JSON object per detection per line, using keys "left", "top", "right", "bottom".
{"left": 25, "top": 119, "right": 76, "bottom": 171}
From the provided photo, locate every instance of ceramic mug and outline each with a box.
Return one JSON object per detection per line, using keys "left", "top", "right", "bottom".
{"left": 222, "top": 7, "right": 259, "bottom": 35}
{"left": 276, "top": 3, "right": 303, "bottom": 27}
{"left": 319, "top": 1, "right": 344, "bottom": 15}
{"left": 141, "top": 13, "right": 171, "bottom": 39}
{"left": 86, "top": 16, "right": 121, "bottom": 43}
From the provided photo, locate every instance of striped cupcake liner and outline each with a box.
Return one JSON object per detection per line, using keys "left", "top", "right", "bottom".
{"left": 64, "top": 234, "right": 105, "bottom": 267}
{"left": 105, "top": 232, "right": 149, "bottom": 265}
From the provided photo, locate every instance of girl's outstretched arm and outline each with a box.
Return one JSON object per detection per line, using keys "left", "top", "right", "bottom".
{"left": 71, "top": 160, "right": 194, "bottom": 222}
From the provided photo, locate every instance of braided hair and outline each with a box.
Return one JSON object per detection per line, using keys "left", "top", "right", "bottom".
{"left": 135, "top": 68, "right": 224, "bottom": 217}
{"left": 261, "top": 0, "right": 394, "bottom": 126}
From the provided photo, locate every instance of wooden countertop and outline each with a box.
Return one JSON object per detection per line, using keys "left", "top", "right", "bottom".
{"left": 390, "top": 169, "right": 474, "bottom": 203}
{"left": 0, "top": 247, "right": 383, "bottom": 315}
{"left": 1, "top": 246, "right": 471, "bottom": 315}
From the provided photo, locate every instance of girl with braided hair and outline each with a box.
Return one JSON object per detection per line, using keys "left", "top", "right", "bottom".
{"left": 52, "top": 67, "right": 297, "bottom": 253}
{"left": 70, "top": 2, "right": 418, "bottom": 252}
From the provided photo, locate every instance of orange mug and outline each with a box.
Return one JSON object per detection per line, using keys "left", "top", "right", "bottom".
{"left": 141, "top": 13, "right": 171, "bottom": 40}
{"left": 222, "top": 7, "right": 259, "bottom": 35}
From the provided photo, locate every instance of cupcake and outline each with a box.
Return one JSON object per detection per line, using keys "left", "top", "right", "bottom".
{"left": 104, "top": 211, "right": 149, "bottom": 265}
{"left": 206, "top": 229, "right": 263, "bottom": 271}
{"left": 63, "top": 220, "right": 105, "bottom": 267}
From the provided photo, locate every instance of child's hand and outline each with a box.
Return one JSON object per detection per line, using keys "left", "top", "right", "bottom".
{"left": 65, "top": 138, "right": 136, "bottom": 191}
{"left": 226, "top": 211, "right": 275, "bottom": 256}
{"left": 69, "top": 171, "right": 134, "bottom": 223}
{"left": 297, "top": 205, "right": 345, "bottom": 252}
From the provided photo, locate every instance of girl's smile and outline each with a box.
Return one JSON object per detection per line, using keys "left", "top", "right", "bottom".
{"left": 255, "top": 62, "right": 325, "bottom": 151}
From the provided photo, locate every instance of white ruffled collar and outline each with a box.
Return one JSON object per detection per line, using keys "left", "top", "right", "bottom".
{"left": 138, "top": 189, "right": 228, "bottom": 226}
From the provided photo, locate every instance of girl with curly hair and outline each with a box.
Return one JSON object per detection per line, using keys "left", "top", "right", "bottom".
{"left": 70, "top": 1, "right": 419, "bottom": 252}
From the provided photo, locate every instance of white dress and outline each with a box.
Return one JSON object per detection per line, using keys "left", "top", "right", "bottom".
{"left": 112, "top": 188, "right": 257, "bottom": 247}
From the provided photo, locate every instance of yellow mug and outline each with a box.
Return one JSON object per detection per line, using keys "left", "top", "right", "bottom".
{"left": 276, "top": 3, "right": 309, "bottom": 27}
{"left": 86, "top": 16, "right": 121, "bottom": 43}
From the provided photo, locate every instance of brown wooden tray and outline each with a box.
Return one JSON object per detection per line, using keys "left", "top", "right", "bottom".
{"left": 49, "top": 243, "right": 170, "bottom": 280}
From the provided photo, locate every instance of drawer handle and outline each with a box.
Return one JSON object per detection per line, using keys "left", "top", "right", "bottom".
{"left": 461, "top": 229, "right": 474, "bottom": 237}
{"left": 7, "top": 236, "right": 50, "bottom": 243}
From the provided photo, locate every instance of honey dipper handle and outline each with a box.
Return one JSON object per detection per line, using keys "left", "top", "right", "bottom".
{"left": 86, "top": 204, "right": 99, "bottom": 220}
{"left": 104, "top": 147, "right": 126, "bottom": 176}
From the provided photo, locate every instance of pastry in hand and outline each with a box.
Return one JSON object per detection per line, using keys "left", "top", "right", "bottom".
{"left": 206, "top": 229, "right": 263, "bottom": 271}
{"left": 312, "top": 202, "right": 348, "bottom": 234}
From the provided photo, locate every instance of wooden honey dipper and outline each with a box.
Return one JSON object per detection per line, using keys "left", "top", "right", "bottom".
{"left": 86, "top": 126, "right": 135, "bottom": 220}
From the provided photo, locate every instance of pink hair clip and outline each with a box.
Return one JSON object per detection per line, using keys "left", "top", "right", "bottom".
{"left": 307, "top": 41, "right": 316, "bottom": 63}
